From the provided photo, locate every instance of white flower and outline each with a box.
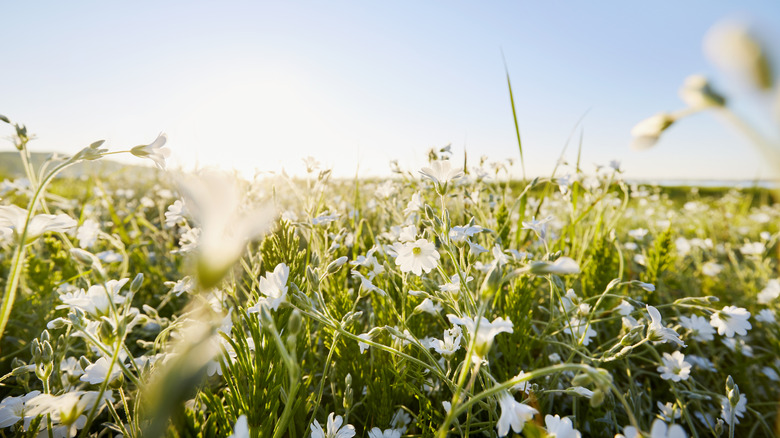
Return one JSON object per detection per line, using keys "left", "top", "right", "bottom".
{"left": 76, "top": 219, "right": 100, "bottom": 249}
{"left": 368, "top": 428, "right": 401, "bottom": 438}
{"left": 566, "top": 386, "right": 593, "bottom": 398}
{"left": 302, "top": 156, "right": 320, "bottom": 173}
{"left": 646, "top": 305, "right": 686, "bottom": 347}
{"left": 649, "top": 419, "right": 688, "bottom": 438}
{"left": 26, "top": 391, "right": 114, "bottom": 437}
{"left": 657, "top": 351, "right": 692, "bottom": 382}
{"left": 628, "top": 228, "right": 649, "bottom": 239}
{"left": 615, "top": 300, "right": 634, "bottom": 316}
{"left": 701, "top": 261, "right": 723, "bottom": 277}
{"left": 705, "top": 20, "right": 773, "bottom": 90}
{"left": 678, "top": 75, "right": 725, "bottom": 109}
{"left": 375, "top": 181, "right": 396, "bottom": 199}
{"left": 758, "top": 279, "right": 780, "bottom": 304}
{"left": 227, "top": 415, "right": 249, "bottom": 438}
{"left": 352, "top": 270, "right": 386, "bottom": 297}
{"left": 679, "top": 314, "right": 715, "bottom": 342}
{"left": 658, "top": 402, "right": 681, "bottom": 422}
{"left": 630, "top": 113, "right": 676, "bottom": 150}
{"left": 740, "top": 241, "right": 765, "bottom": 256}
{"left": 496, "top": 391, "right": 537, "bottom": 437}
{"left": 248, "top": 263, "right": 289, "bottom": 312}
{"left": 57, "top": 278, "right": 130, "bottom": 317}
{"left": 177, "top": 227, "right": 200, "bottom": 253}
{"left": 439, "top": 274, "right": 472, "bottom": 293}
{"left": 165, "top": 200, "right": 187, "bottom": 227}
{"left": 710, "top": 306, "right": 751, "bottom": 337}
{"left": 428, "top": 326, "right": 462, "bottom": 359}
{"left": 449, "top": 225, "right": 482, "bottom": 243}
{"left": 755, "top": 308, "right": 776, "bottom": 323}
{"left": 390, "top": 408, "right": 412, "bottom": 433}
{"left": 130, "top": 133, "right": 171, "bottom": 170}
{"left": 522, "top": 216, "right": 553, "bottom": 239}
{"left": 563, "top": 317, "right": 597, "bottom": 346}
{"left": 80, "top": 357, "right": 123, "bottom": 385}
{"left": 530, "top": 257, "right": 580, "bottom": 275}
{"left": 0, "top": 390, "right": 40, "bottom": 428}
{"left": 545, "top": 414, "right": 581, "bottom": 438}
{"left": 447, "top": 315, "right": 512, "bottom": 358}
{"left": 312, "top": 212, "right": 339, "bottom": 226}
{"left": 357, "top": 333, "right": 371, "bottom": 354}
{"left": 392, "top": 238, "right": 440, "bottom": 276}
{"left": 419, "top": 160, "right": 464, "bottom": 189}
{"left": 467, "top": 240, "right": 488, "bottom": 255}
{"left": 170, "top": 276, "right": 195, "bottom": 297}
{"left": 686, "top": 355, "right": 716, "bottom": 372}
{"left": 720, "top": 393, "right": 747, "bottom": 426}
{"left": 310, "top": 413, "right": 355, "bottom": 438}
{"left": 0, "top": 204, "right": 77, "bottom": 243}
{"left": 403, "top": 192, "right": 423, "bottom": 215}
{"left": 761, "top": 366, "right": 780, "bottom": 381}
{"left": 722, "top": 337, "right": 753, "bottom": 356}
{"left": 414, "top": 298, "right": 442, "bottom": 315}
{"left": 178, "top": 171, "right": 275, "bottom": 288}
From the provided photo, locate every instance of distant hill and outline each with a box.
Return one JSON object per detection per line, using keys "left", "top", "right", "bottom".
{"left": 0, "top": 151, "right": 154, "bottom": 180}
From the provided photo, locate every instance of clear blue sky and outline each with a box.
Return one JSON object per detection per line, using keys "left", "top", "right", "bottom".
{"left": 2, "top": 1, "right": 779, "bottom": 180}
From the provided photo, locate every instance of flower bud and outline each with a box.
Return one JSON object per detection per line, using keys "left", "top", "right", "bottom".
{"left": 630, "top": 113, "right": 676, "bottom": 150}
{"left": 326, "top": 256, "right": 348, "bottom": 274}
{"left": 705, "top": 21, "right": 774, "bottom": 91}
{"left": 287, "top": 309, "right": 303, "bottom": 336}
{"left": 589, "top": 389, "right": 606, "bottom": 407}
{"left": 130, "top": 273, "right": 144, "bottom": 293}
{"left": 259, "top": 303, "right": 275, "bottom": 328}
{"left": 79, "top": 356, "right": 92, "bottom": 371}
{"left": 571, "top": 373, "right": 593, "bottom": 387}
{"left": 70, "top": 248, "right": 98, "bottom": 265}
{"left": 343, "top": 373, "right": 354, "bottom": 410}
{"left": 679, "top": 75, "right": 726, "bottom": 109}
{"left": 306, "top": 265, "right": 320, "bottom": 289}
{"left": 41, "top": 340, "right": 53, "bottom": 363}
{"left": 30, "top": 339, "right": 41, "bottom": 362}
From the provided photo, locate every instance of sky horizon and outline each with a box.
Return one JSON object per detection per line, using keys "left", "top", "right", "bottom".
{"left": 2, "top": 1, "right": 779, "bottom": 181}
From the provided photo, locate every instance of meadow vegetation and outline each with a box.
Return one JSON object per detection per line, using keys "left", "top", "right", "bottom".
{"left": 1, "top": 17, "right": 780, "bottom": 438}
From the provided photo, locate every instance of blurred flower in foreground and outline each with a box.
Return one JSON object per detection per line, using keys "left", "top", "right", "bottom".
{"left": 630, "top": 113, "right": 677, "bottom": 150}
{"left": 705, "top": 20, "right": 774, "bottom": 91}
{"left": 177, "top": 171, "right": 275, "bottom": 288}
{"left": 678, "top": 75, "right": 726, "bottom": 109}
{"left": 529, "top": 257, "right": 580, "bottom": 275}
{"left": 131, "top": 133, "right": 171, "bottom": 170}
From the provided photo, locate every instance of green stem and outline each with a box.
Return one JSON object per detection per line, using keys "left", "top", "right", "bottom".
{"left": 0, "top": 157, "right": 81, "bottom": 344}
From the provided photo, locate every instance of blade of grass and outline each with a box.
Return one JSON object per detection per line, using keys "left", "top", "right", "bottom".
{"left": 502, "top": 53, "right": 526, "bottom": 181}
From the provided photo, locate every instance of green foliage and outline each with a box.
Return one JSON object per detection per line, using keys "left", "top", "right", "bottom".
{"left": 641, "top": 228, "right": 675, "bottom": 296}
{"left": 259, "top": 220, "right": 307, "bottom": 281}
{"left": 580, "top": 235, "right": 620, "bottom": 297}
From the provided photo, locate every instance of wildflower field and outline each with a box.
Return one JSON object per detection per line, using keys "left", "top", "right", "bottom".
{"left": 2, "top": 15, "right": 780, "bottom": 438}
{"left": 1, "top": 114, "right": 779, "bottom": 438}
